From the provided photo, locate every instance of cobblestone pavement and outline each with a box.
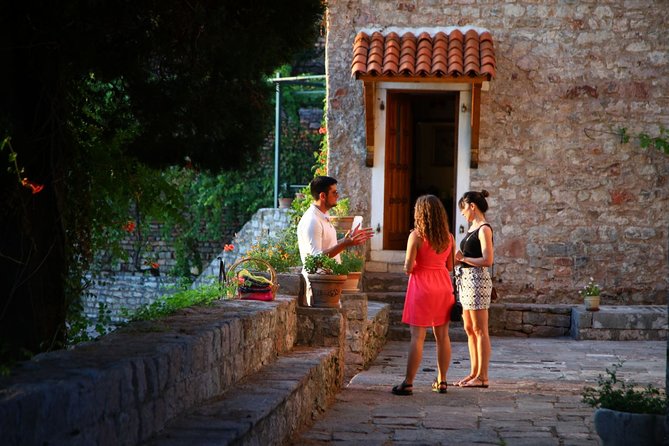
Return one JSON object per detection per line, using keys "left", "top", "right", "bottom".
{"left": 292, "top": 337, "right": 666, "bottom": 446}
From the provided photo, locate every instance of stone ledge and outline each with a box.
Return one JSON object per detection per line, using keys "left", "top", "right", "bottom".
{"left": 341, "top": 294, "right": 390, "bottom": 380}
{"left": 143, "top": 346, "right": 341, "bottom": 446}
{"left": 571, "top": 305, "right": 668, "bottom": 340}
{"left": 0, "top": 296, "right": 297, "bottom": 446}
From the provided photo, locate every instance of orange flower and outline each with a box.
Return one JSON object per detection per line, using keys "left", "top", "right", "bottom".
{"left": 122, "top": 220, "right": 136, "bottom": 233}
{"left": 21, "top": 177, "right": 44, "bottom": 194}
{"left": 318, "top": 126, "right": 327, "bottom": 135}
{"left": 224, "top": 244, "right": 234, "bottom": 252}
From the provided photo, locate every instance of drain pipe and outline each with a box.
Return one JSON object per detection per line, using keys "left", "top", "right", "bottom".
{"left": 274, "top": 74, "right": 281, "bottom": 208}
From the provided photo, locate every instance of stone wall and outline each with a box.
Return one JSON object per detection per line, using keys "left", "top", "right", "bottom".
{"left": 82, "top": 272, "right": 182, "bottom": 322}
{"left": 325, "top": 0, "right": 669, "bottom": 305}
{"left": 83, "top": 208, "right": 292, "bottom": 323}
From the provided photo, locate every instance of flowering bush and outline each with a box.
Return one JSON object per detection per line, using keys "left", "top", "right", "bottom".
{"left": 247, "top": 234, "right": 300, "bottom": 273}
{"left": 579, "top": 277, "right": 601, "bottom": 297}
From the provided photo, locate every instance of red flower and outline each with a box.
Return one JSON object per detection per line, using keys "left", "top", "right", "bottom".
{"left": 224, "top": 244, "right": 234, "bottom": 252}
{"left": 122, "top": 220, "right": 136, "bottom": 233}
{"left": 318, "top": 127, "right": 327, "bottom": 135}
{"left": 21, "top": 177, "right": 44, "bottom": 194}
{"left": 150, "top": 262, "right": 159, "bottom": 270}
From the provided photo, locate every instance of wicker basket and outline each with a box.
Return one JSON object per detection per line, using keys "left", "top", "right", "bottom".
{"left": 226, "top": 257, "right": 278, "bottom": 301}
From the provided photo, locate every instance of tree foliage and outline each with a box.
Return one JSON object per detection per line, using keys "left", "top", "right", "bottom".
{"left": 0, "top": 0, "right": 324, "bottom": 361}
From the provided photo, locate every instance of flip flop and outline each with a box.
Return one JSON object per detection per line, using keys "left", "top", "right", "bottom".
{"left": 432, "top": 379, "right": 448, "bottom": 394}
{"left": 392, "top": 381, "right": 413, "bottom": 395}
{"left": 460, "top": 376, "right": 489, "bottom": 388}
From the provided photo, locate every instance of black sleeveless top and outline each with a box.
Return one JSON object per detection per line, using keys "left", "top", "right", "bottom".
{"left": 460, "top": 223, "right": 493, "bottom": 267}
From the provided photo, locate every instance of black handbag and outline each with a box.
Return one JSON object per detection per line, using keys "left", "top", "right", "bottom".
{"left": 450, "top": 238, "right": 463, "bottom": 322}
{"left": 450, "top": 275, "right": 463, "bottom": 322}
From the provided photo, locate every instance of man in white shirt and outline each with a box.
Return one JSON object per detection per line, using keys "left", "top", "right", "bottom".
{"left": 297, "top": 176, "right": 374, "bottom": 306}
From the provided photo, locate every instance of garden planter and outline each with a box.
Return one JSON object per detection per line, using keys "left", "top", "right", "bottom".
{"left": 278, "top": 197, "right": 293, "bottom": 209}
{"left": 594, "top": 408, "right": 666, "bottom": 446}
{"left": 308, "top": 273, "right": 347, "bottom": 308}
{"left": 342, "top": 271, "right": 362, "bottom": 293}
{"left": 329, "top": 216, "right": 355, "bottom": 232}
{"left": 584, "top": 295, "right": 600, "bottom": 311}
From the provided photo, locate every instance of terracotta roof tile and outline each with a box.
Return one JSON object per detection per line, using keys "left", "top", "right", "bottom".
{"left": 352, "top": 29, "right": 496, "bottom": 80}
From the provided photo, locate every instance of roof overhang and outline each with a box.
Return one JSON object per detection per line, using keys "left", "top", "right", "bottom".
{"left": 351, "top": 27, "right": 496, "bottom": 168}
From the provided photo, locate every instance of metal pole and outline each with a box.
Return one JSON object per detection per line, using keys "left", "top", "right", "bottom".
{"left": 274, "top": 74, "right": 281, "bottom": 208}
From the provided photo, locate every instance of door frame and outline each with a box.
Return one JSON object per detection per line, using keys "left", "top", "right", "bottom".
{"left": 369, "top": 82, "right": 472, "bottom": 262}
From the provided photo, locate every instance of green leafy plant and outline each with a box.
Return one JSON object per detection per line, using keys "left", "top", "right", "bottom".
{"left": 330, "top": 197, "right": 350, "bottom": 217}
{"left": 619, "top": 126, "right": 669, "bottom": 154}
{"left": 303, "top": 253, "right": 349, "bottom": 275}
{"left": 579, "top": 277, "right": 601, "bottom": 297}
{"left": 340, "top": 250, "right": 364, "bottom": 272}
{"left": 582, "top": 361, "right": 667, "bottom": 415}
{"left": 121, "top": 282, "right": 227, "bottom": 322}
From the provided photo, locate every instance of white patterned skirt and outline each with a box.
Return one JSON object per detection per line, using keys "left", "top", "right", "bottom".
{"left": 456, "top": 266, "right": 492, "bottom": 310}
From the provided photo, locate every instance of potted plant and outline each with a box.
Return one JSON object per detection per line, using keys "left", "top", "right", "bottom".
{"left": 303, "top": 253, "right": 349, "bottom": 308}
{"left": 278, "top": 183, "right": 294, "bottom": 209}
{"left": 340, "top": 250, "right": 365, "bottom": 293}
{"left": 579, "top": 277, "right": 601, "bottom": 311}
{"left": 328, "top": 197, "right": 354, "bottom": 232}
{"left": 582, "top": 361, "right": 667, "bottom": 445}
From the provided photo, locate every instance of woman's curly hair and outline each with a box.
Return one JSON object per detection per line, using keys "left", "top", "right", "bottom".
{"left": 413, "top": 195, "right": 451, "bottom": 253}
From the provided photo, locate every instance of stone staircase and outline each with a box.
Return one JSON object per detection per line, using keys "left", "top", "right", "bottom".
{"left": 363, "top": 271, "right": 467, "bottom": 342}
{"left": 362, "top": 268, "right": 667, "bottom": 342}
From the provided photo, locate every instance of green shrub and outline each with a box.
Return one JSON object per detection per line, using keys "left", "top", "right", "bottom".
{"left": 582, "top": 361, "right": 667, "bottom": 415}
{"left": 303, "top": 253, "right": 349, "bottom": 275}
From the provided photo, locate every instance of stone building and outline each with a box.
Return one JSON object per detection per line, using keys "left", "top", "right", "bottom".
{"left": 324, "top": 0, "right": 668, "bottom": 304}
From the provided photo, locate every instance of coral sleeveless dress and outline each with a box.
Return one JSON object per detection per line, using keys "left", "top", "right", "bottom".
{"left": 401, "top": 239, "right": 454, "bottom": 327}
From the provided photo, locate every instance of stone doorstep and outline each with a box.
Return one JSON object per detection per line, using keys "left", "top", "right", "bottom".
{"left": 142, "top": 346, "right": 341, "bottom": 446}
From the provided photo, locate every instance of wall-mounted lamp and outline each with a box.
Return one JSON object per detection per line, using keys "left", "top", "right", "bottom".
{"left": 461, "top": 104, "right": 468, "bottom": 113}
{"left": 379, "top": 100, "right": 385, "bottom": 111}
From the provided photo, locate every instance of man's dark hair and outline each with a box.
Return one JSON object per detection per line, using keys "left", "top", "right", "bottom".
{"left": 310, "top": 176, "right": 337, "bottom": 199}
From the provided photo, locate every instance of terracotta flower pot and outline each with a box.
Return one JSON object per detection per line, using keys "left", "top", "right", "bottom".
{"left": 308, "top": 273, "right": 347, "bottom": 308}
{"left": 329, "top": 216, "right": 355, "bottom": 232}
{"left": 342, "top": 271, "right": 362, "bottom": 293}
{"left": 278, "top": 197, "right": 293, "bottom": 209}
{"left": 584, "top": 295, "right": 600, "bottom": 311}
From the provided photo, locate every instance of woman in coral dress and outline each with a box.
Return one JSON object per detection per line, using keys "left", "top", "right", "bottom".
{"left": 392, "top": 195, "right": 455, "bottom": 395}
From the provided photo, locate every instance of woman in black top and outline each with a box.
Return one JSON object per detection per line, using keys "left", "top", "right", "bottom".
{"left": 454, "top": 190, "right": 494, "bottom": 388}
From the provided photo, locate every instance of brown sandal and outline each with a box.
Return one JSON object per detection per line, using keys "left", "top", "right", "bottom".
{"left": 454, "top": 375, "right": 475, "bottom": 387}
{"left": 460, "top": 376, "right": 489, "bottom": 388}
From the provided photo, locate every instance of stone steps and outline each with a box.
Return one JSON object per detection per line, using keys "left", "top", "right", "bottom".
{"left": 142, "top": 346, "right": 340, "bottom": 446}
{"left": 363, "top": 273, "right": 667, "bottom": 341}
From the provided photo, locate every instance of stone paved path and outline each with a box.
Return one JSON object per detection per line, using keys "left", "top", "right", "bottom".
{"left": 291, "top": 337, "right": 665, "bottom": 445}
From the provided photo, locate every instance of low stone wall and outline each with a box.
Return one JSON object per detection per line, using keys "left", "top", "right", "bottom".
{"left": 571, "top": 305, "right": 668, "bottom": 340}
{"left": 489, "top": 303, "right": 573, "bottom": 337}
{"left": 0, "top": 297, "right": 297, "bottom": 446}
